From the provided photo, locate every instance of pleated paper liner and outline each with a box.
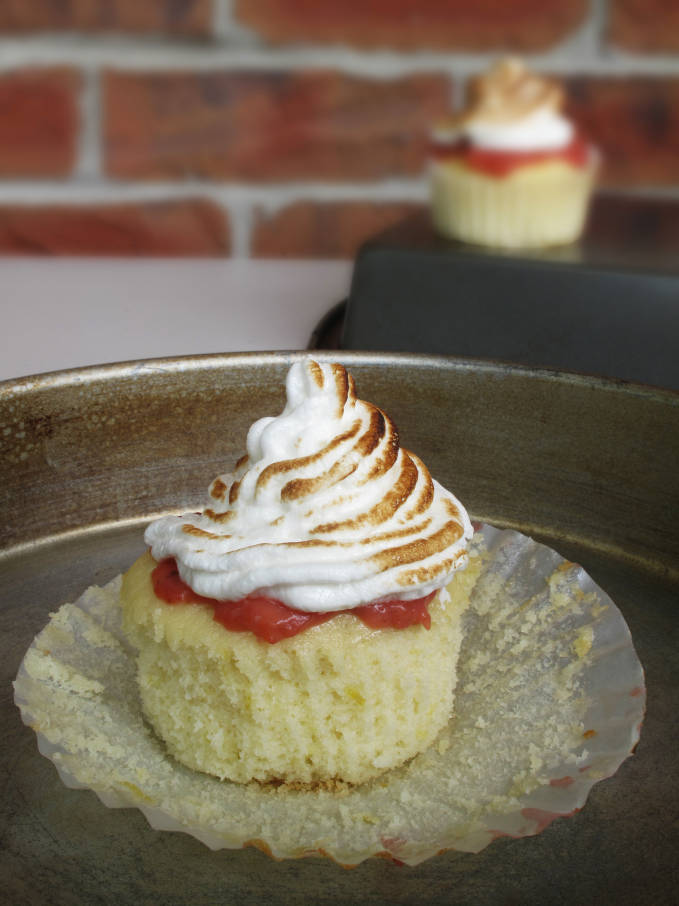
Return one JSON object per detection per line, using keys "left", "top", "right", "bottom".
{"left": 14, "top": 524, "right": 645, "bottom": 867}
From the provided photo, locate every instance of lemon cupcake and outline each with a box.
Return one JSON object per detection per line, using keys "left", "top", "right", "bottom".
{"left": 121, "top": 359, "right": 474, "bottom": 786}
{"left": 430, "top": 58, "right": 598, "bottom": 249}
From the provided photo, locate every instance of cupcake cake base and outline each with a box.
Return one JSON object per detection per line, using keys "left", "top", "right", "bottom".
{"left": 13, "top": 525, "right": 645, "bottom": 867}
{"left": 121, "top": 551, "right": 476, "bottom": 786}
{"left": 430, "top": 159, "right": 597, "bottom": 249}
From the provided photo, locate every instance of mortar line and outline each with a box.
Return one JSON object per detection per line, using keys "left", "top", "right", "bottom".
{"left": 590, "top": 0, "right": 611, "bottom": 56}
{"left": 1, "top": 38, "right": 679, "bottom": 77}
{"left": 212, "top": 0, "right": 259, "bottom": 45}
{"left": 227, "top": 199, "right": 253, "bottom": 256}
{"left": 0, "top": 179, "right": 430, "bottom": 207}
{"left": 73, "top": 65, "right": 102, "bottom": 181}
{"left": 212, "top": 0, "right": 232, "bottom": 40}
{"left": 0, "top": 180, "right": 677, "bottom": 207}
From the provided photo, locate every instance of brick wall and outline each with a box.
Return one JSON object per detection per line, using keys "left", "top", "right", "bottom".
{"left": 0, "top": 0, "right": 677, "bottom": 257}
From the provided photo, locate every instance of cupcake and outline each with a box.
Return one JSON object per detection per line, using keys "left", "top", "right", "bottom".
{"left": 430, "top": 58, "right": 598, "bottom": 249}
{"left": 121, "top": 359, "right": 474, "bottom": 787}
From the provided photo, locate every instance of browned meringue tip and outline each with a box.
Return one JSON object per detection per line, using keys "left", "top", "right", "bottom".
{"left": 433, "top": 56, "right": 566, "bottom": 132}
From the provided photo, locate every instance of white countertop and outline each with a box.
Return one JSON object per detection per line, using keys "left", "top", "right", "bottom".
{"left": 1, "top": 259, "right": 352, "bottom": 382}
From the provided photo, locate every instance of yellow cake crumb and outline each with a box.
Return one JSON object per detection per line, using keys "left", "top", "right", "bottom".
{"left": 121, "top": 551, "right": 478, "bottom": 786}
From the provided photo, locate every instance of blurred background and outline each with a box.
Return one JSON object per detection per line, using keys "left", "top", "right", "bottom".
{"left": 0, "top": 0, "right": 677, "bottom": 259}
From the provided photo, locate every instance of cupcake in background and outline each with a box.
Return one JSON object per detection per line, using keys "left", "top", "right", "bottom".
{"left": 430, "top": 58, "right": 598, "bottom": 249}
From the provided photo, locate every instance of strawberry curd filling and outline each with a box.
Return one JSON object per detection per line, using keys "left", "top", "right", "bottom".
{"left": 431, "top": 134, "right": 589, "bottom": 178}
{"left": 152, "top": 557, "right": 437, "bottom": 644}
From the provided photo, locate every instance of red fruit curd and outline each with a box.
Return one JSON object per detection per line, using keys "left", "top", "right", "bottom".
{"left": 151, "top": 557, "right": 436, "bottom": 644}
{"left": 431, "top": 135, "right": 589, "bottom": 178}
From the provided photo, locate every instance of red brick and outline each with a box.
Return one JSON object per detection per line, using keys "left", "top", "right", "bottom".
{"left": 565, "top": 77, "right": 679, "bottom": 186}
{"left": 0, "top": 201, "right": 230, "bottom": 256}
{"left": 0, "top": 68, "right": 79, "bottom": 177}
{"left": 252, "top": 201, "right": 424, "bottom": 258}
{"left": 103, "top": 70, "right": 451, "bottom": 181}
{"left": 609, "top": 0, "right": 679, "bottom": 53}
{"left": 0, "top": 1, "right": 212, "bottom": 35}
{"left": 234, "top": 0, "right": 587, "bottom": 51}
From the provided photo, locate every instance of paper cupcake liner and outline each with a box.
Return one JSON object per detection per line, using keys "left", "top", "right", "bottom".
{"left": 430, "top": 159, "right": 596, "bottom": 248}
{"left": 13, "top": 524, "right": 645, "bottom": 867}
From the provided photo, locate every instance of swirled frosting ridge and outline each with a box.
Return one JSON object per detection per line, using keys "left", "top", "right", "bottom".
{"left": 144, "top": 359, "right": 473, "bottom": 611}
{"left": 433, "top": 57, "right": 574, "bottom": 152}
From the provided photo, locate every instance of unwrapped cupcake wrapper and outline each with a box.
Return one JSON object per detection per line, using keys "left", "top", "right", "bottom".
{"left": 430, "top": 158, "right": 597, "bottom": 249}
{"left": 14, "top": 524, "right": 645, "bottom": 867}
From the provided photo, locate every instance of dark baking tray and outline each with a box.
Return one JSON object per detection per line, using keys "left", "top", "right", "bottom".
{"left": 334, "top": 196, "right": 679, "bottom": 391}
{"left": 2, "top": 351, "right": 678, "bottom": 905}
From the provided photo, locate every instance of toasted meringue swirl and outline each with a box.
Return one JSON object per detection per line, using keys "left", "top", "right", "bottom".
{"left": 145, "top": 360, "right": 473, "bottom": 612}
{"left": 433, "top": 57, "right": 574, "bottom": 152}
